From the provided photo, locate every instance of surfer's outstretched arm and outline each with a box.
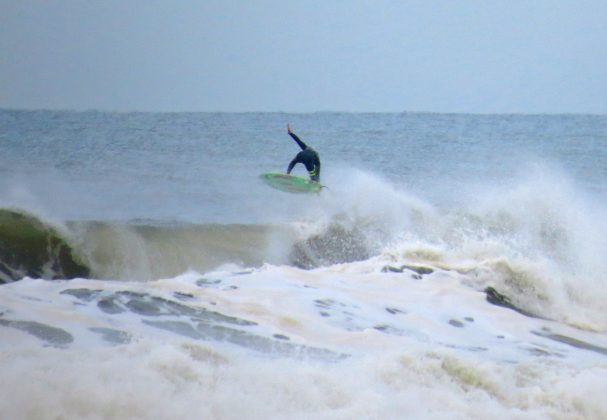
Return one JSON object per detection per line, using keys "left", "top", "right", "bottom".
{"left": 287, "top": 156, "right": 299, "bottom": 174}
{"left": 287, "top": 124, "right": 308, "bottom": 150}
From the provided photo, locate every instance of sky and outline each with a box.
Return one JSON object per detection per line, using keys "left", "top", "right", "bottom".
{"left": 1, "top": 1, "right": 606, "bottom": 114}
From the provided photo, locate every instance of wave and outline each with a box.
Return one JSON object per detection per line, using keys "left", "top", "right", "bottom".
{"left": 2, "top": 165, "right": 607, "bottom": 331}
{"left": 361, "top": 167, "right": 607, "bottom": 331}
{"left": 0, "top": 208, "right": 89, "bottom": 283}
{"left": 0, "top": 207, "right": 375, "bottom": 283}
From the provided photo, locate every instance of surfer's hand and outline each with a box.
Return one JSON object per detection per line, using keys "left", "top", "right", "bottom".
{"left": 287, "top": 124, "right": 292, "bottom": 134}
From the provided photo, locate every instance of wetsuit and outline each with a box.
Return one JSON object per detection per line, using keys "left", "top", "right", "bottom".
{"left": 287, "top": 131, "right": 321, "bottom": 182}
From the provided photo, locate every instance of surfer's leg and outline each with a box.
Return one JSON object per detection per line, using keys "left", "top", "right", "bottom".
{"left": 305, "top": 161, "right": 320, "bottom": 181}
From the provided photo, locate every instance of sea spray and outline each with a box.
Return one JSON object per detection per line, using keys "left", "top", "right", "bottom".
{"left": 371, "top": 167, "right": 607, "bottom": 331}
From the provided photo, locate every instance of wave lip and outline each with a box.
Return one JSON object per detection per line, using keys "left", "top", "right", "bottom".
{"left": 0, "top": 209, "right": 90, "bottom": 283}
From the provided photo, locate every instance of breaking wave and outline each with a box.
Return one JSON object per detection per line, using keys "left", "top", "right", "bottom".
{"left": 0, "top": 208, "right": 89, "bottom": 282}
{"left": 0, "top": 207, "right": 378, "bottom": 283}
{"left": 2, "top": 165, "right": 607, "bottom": 330}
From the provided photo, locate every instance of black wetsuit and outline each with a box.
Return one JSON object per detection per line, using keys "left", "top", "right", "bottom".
{"left": 287, "top": 131, "right": 321, "bottom": 182}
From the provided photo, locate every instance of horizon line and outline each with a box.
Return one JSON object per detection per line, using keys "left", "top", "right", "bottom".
{"left": 1, "top": 106, "right": 605, "bottom": 118}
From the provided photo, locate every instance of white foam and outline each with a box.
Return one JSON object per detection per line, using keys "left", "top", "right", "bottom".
{"left": 1, "top": 266, "right": 607, "bottom": 418}
{"left": 312, "top": 166, "right": 607, "bottom": 331}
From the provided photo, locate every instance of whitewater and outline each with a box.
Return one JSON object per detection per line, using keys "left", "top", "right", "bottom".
{"left": 1, "top": 110, "right": 607, "bottom": 419}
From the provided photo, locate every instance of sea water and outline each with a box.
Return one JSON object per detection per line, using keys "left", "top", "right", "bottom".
{"left": 1, "top": 109, "right": 607, "bottom": 419}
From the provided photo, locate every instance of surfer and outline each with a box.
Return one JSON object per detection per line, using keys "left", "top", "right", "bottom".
{"left": 286, "top": 125, "right": 321, "bottom": 182}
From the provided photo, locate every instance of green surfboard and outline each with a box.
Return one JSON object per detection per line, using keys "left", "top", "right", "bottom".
{"left": 259, "top": 172, "right": 323, "bottom": 194}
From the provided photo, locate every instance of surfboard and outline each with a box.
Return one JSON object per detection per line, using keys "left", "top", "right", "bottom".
{"left": 259, "top": 172, "right": 323, "bottom": 194}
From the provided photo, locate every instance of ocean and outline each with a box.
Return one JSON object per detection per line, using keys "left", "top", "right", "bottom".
{"left": 1, "top": 109, "right": 607, "bottom": 419}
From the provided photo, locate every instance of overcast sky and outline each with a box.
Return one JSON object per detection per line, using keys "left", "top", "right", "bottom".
{"left": 1, "top": 1, "right": 606, "bottom": 114}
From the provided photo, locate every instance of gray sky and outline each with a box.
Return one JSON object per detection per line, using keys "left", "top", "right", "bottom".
{"left": 1, "top": 0, "right": 606, "bottom": 114}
